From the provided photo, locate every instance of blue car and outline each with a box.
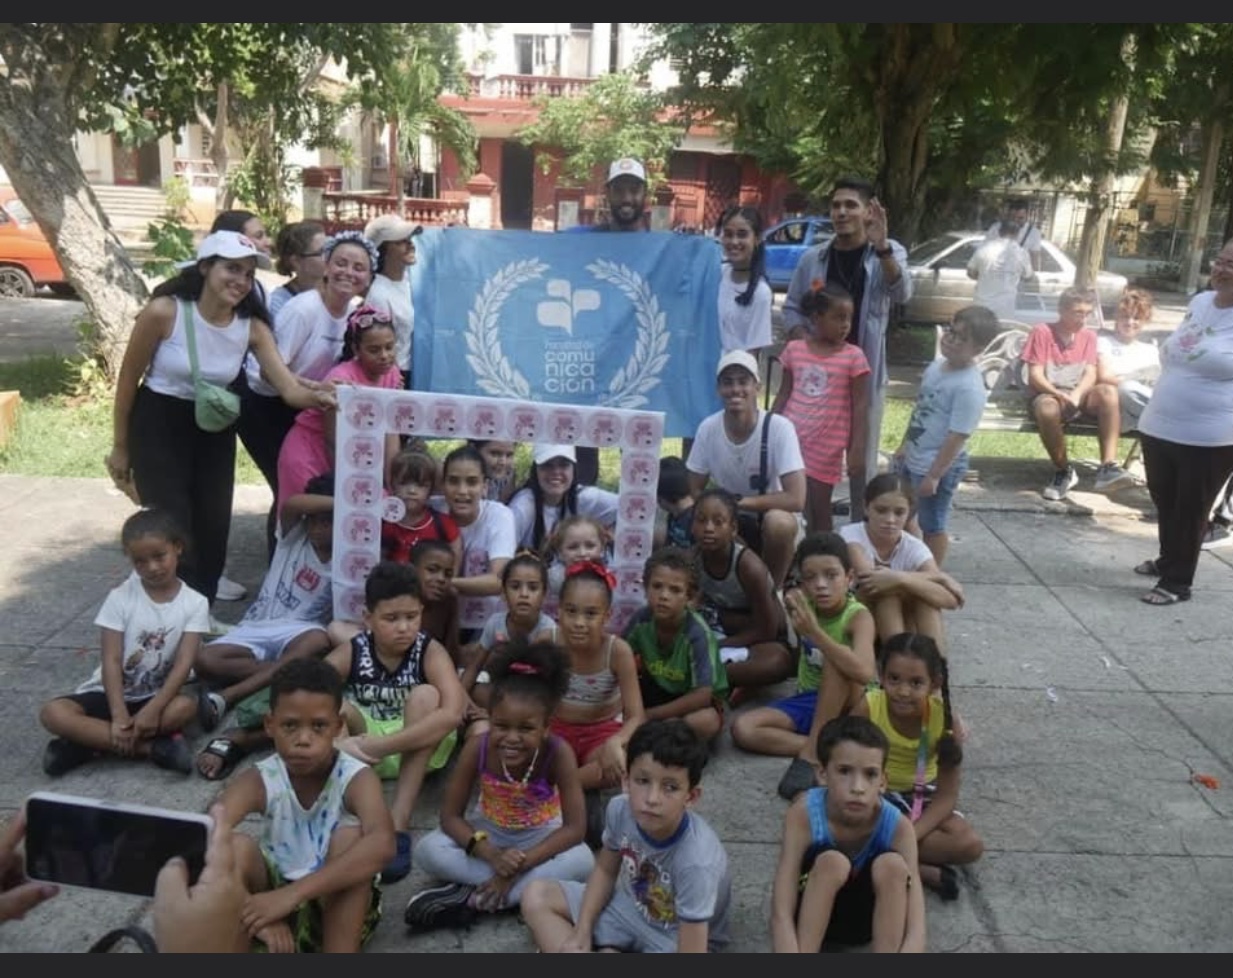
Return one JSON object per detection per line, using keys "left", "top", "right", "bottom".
{"left": 762, "top": 216, "right": 834, "bottom": 290}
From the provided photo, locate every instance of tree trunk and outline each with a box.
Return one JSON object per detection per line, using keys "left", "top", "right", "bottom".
{"left": 872, "top": 24, "right": 963, "bottom": 247}
{"left": 1075, "top": 34, "right": 1135, "bottom": 292}
{"left": 0, "top": 40, "right": 147, "bottom": 380}
{"left": 210, "top": 82, "right": 233, "bottom": 211}
{"left": 1180, "top": 112, "right": 1224, "bottom": 294}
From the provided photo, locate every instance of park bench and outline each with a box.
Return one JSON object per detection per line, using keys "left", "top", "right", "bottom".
{"left": 934, "top": 323, "right": 1143, "bottom": 469}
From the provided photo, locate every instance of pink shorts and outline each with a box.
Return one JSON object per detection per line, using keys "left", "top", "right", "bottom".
{"left": 550, "top": 716, "right": 623, "bottom": 765}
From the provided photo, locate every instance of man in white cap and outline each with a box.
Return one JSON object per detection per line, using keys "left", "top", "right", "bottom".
{"left": 686, "top": 350, "right": 806, "bottom": 591}
{"left": 567, "top": 157, "right": 651, "bottom": 481}
{"left": 364, "top": 213, "right": 423, "bottom": 387}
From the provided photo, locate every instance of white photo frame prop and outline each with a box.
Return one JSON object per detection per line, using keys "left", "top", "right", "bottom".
{"left": 332, "top": 386, "right": 665, "bottom": 633}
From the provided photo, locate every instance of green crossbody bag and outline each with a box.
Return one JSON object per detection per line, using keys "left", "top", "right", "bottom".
{"left": 181, "top": 299, "right": 241, "bottom": 432}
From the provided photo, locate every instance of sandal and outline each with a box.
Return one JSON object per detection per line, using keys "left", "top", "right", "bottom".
{"left": 1140, "top": 585, "right": 1191, "bottom": 606}
{"left": 777, "top": 757, "right": 818, "bottom": 801}
{"left": 196, "top": 737, "right": 248, "bottom": 781}
{"left": 923, "top": 864, "right": 960, "bottom": 902}
{"left": 1133, "top": 559, "right": 1161, "bottom": 577}
{"left": 197, "top": 687, "right": 226, "bottom": 733}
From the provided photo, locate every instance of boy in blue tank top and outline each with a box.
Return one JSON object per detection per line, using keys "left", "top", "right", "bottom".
{"left": 770, "top": 715, "right": 926, "bottom": 952}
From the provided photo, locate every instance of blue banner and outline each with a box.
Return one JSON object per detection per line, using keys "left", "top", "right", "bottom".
{"left": 411, "top": 228, "right": 723, "bottom": 436}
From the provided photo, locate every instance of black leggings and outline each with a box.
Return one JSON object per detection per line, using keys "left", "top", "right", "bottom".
{"left": 234, "top": 372, "right": 298, "bottom": 559}
{"left": 129, "top": 386, "right": 236, "bottom": 605}
{"left": 1141, "top": 433, "right": 1233, "bottom": 595}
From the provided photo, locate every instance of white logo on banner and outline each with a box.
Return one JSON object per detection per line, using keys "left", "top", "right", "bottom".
{"left": 465, "top": 259, "right": 670, "bottom": 409}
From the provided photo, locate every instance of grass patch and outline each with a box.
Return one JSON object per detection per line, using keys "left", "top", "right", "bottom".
{"left": 0, "top": 353, "right": 1132, "bottom": 484}
{"left": 881, "top": 396, "right": 1138, "bottom": 462}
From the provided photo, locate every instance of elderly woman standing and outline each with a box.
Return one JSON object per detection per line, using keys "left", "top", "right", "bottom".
{"left": 1135, "top": 239, "right": 1233, "bottom": 605}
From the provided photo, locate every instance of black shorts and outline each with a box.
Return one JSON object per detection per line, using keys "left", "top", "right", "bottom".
{"left": 736, "top": 510, "right": 764, "bottom": 552}
{"left": 54, "top": 691, "right": 155, "bottom": 722}
{"left": 797, "top": 849, "right": 876, "bottom": 948}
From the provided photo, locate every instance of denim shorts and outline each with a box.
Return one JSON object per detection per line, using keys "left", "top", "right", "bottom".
{"left": 896, "top": 456, "right": 967, "bottom": 535}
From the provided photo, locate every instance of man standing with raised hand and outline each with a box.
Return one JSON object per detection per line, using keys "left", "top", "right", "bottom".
{"left": 783, "top": 177, "right": 911, "bottom": 509}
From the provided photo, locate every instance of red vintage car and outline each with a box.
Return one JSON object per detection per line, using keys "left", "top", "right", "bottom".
{"left": 0, "top": 186, "right": 71, "bottom": 298}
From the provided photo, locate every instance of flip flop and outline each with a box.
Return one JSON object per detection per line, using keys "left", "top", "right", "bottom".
{"left": 197, "top": 687, "right": 226, "bottom": 732}
{"left": 1140, "top": 585, "right": 1190, "bottom": 606}
{"left": 196, "top": 737, "right": 247, "bottom": 781}
{"left": 1133, "top": 559, "right": 1161, "bottom": 577}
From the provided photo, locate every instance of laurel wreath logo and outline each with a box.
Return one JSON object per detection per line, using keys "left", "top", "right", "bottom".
{"left": 464, "top": 258, "right": 669, "bottom": 407}
{"left": 464, "top": 259, "right": 546, "bottom": 398}
{"left": 588, "top": 259, "right": 669, "bottom": 409}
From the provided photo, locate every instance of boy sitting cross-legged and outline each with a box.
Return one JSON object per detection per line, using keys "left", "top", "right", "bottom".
{"left": 325, "top": 560, "right": 467, "bottom": 884}
{"left": 770, "top": 714, "right": 926, "bottom": 953}
{"left": 521, "top": 718, "right": 733, "bottom": 953}
{"left": 215, "top": 657, "right": 395, "bottom": 953}
{"left": 195, "top": 473, "right": 337, "bottom": 760}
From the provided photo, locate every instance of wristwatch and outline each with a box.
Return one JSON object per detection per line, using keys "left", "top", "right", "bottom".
{"left": 875, "top": 245, "right": 894, "bottom": 258}
{"left": 466, "top": 830, "right": 489, "bottom": 855}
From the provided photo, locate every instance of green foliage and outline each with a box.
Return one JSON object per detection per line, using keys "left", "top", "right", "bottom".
{"left": 514, "top": 72, "right": 684, "bottom": 187}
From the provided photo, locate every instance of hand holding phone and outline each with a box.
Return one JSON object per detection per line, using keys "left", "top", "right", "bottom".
{"left": 24, "top": 792, "right": 212, "bottom": 899}
{"left": 0, "top": 810, "right": 59, "bottom": 924}
{"left": 153, "top": 803, "right": 248, "bottom": 954}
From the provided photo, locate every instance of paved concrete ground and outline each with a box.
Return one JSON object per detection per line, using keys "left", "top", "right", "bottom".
{"left": 1, "top": 465, "right": 1231, "bottom": 953}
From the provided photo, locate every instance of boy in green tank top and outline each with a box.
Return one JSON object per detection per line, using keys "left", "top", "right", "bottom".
{"left": 623, "top": 547, "right": 729, "bottom": 745}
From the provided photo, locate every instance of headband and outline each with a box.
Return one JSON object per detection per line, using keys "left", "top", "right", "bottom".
{"left": 324, "top": 229, "right": 380, "bottom": 270}
{"left": 564, "top": 560, "right": 616, "bottom": 591}
{"left": 508, "top": 662, "right": 539, "bottom": 676}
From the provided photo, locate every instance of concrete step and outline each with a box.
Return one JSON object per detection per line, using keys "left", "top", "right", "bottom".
{"left": 92, "top": 184, "right": 168, "bottom": 232}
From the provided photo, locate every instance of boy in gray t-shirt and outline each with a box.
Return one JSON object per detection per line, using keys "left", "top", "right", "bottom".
{"left": 522, "top": 719, "right": 732, "bottom": 953}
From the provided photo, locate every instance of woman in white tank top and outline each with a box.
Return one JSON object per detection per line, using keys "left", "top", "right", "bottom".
{"left": 105, "top": 230, "right": 337, "bottom": 606}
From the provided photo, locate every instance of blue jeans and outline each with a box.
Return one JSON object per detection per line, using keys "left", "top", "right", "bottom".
{"left": 896, "top": 455, "right": 967, "bottom": 535}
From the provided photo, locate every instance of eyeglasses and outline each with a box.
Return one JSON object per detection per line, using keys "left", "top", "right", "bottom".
{"left": 1212, "top": 258, "right": 1233, "bottom": 270}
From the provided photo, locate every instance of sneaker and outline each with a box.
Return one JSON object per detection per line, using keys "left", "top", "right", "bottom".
{"left": 216, "top": 574, "right": 247, "bottom": 602}
{"left": 777, "top": 757, "right": 818, "bottom": 801}
{"left": 381, "top": 830, "right": 414, "bottom": 884}
{"left": 1093, "top": 462, "right": 1134, "bottom": 493}
{"left": 1200, "top": 522, "right": 1233, "bottom": 551}
{"left": 1042, "top": 465, "right": 1078, "bottom": 501}
{"left": 42, "top": 738, "right": 94, "bottom": 777}
{"left": 404, "top": 882, "right": 477, "bottom": 931}
{"left": 149, "top": 734, "right": 194, "bottom": 774}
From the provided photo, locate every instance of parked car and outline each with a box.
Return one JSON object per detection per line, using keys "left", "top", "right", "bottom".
{"left": 901, "top": 231, "right": 1128, "bottom": 325}
{"left": 0, "top": 187, "right": 70, "bottom": 298}
{"left": 762, "top": 215, "right": 834, "bottom": 289}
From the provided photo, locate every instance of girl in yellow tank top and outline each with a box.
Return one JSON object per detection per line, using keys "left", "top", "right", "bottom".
{"left": 853, "top": 632, "right": 982, "bottom": 902}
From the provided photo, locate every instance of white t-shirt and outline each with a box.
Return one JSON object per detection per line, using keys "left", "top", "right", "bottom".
{"left": 247, "top": 289, "right": 350, "bottom": 395}
{"left": 1097, "top": 334, "right": 1160, "bottom": 383}
{"left": 78, "top": 572, "right": 211, "bottom": 700}
{"left": 686, "top": 409, "right": 805, "bottom": 498}
{"left": 432, "top": 497, "right": 516, "bottom": 628}
{"left": 239, "top": 521, "right": 332, "bottom": 626}
{"left": 1139, "top": 291, "right": 1233, "bottom": 447}
{"left": 508, "top": 485, "right": 620, "bottom": 550}
{"left": 365, "top": 273, "right": 414, "bottom": 374}
{"left": 144, "top": 301, "right": 251, "bottom": 401}
{"left": 903, "top": 359, "right": 988, "bottom": 476}
{"left": 967, "top": 238, "right": 1034, "bottom": 320}
{"left": 717, "top": 265, "right": 773, "bottom": 353}
{"left": 839, "top": 521, "right": 933, "bottom": 572}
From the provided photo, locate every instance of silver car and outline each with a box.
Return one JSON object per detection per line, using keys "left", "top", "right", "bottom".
{"left": 901, "top": 231, "right": 1129, "bottom": 324}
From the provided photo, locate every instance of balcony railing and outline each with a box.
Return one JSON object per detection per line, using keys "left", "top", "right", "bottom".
{"left": 462, "top": 72, "right": 596, "bottom": 101}
{"left": 172, "top": 158, "right": 219, "bottom": 189}
{"left": 320, "top": 192, "right": 469, "bottom": 232}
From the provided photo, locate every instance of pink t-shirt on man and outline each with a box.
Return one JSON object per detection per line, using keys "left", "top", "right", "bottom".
{"left": 1021, "top": 322, "right": 1097, "bottom": 391}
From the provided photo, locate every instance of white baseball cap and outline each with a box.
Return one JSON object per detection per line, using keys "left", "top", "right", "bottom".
{"left": 716, "top": 349, "right": 760, "bottom": 381}
{"left": 177, "top": 230, "right": 272, "bottom": 269}
{"left": 364, "top": 213, "right": 424, "bottom": 247}
{"left": 533, "top": 443, "right": 577, "bottom": 466}
{"left": 606, "top": 158, "right": 647, "bottom": 185}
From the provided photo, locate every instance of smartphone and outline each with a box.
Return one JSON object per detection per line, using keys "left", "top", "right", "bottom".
{"left": 23, "top": 791, "right": 212, "bottom": 898}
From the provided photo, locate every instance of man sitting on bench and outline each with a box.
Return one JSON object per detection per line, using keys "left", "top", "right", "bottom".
{"left": 1021, "top": 287, "right": 1134, "bottom": 501}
